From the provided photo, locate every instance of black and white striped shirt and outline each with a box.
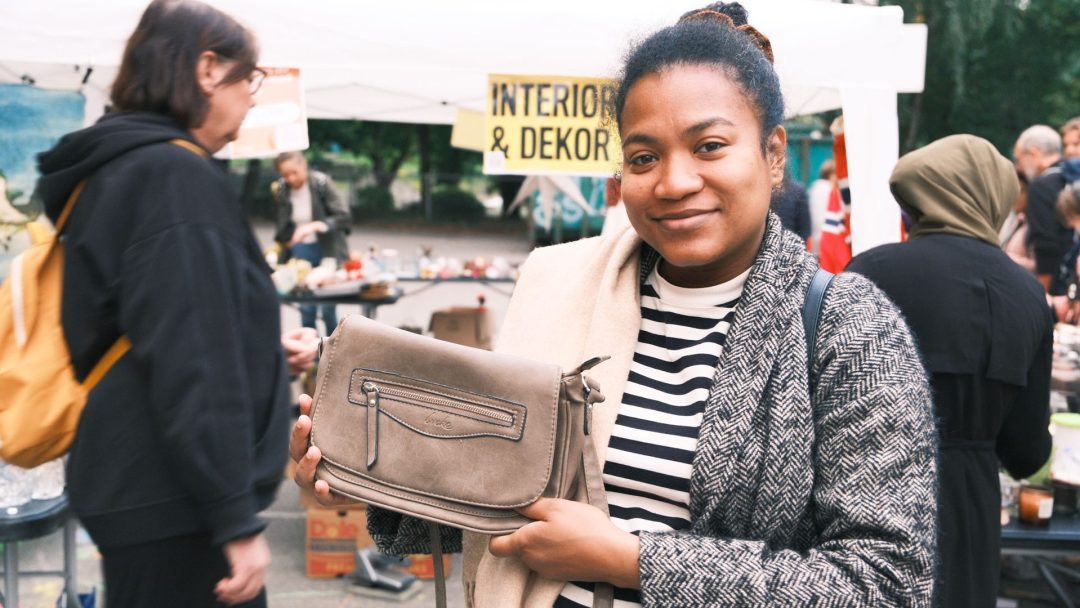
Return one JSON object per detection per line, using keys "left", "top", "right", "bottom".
{"left": 555, "top": 264, "right": 747, "bottom": 608}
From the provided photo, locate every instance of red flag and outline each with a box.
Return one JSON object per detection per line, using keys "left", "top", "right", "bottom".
{"left": 819, "top": 186, "right": 851, "bottom": 273}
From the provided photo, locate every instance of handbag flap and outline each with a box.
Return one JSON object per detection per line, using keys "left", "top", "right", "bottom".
{"left": 311, "top": 315, "right": 563, "bottom": 509}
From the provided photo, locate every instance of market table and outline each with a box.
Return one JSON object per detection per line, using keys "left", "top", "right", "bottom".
{"left": 1001, "top": 514, "right": 1080, "bottom": 607}
{"left": 0, "top": 493, "right": 79, "bottom": 608}
{"left": 280, "top": 288, "right": 404, "bottom": 320}
{"left": 396, "top": 276, "right": 517, "bottom": 298}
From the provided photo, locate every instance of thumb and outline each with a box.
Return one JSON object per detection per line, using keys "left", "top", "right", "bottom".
{"left": 515, "top": 497, "right": 554, "bottom": 520}
{"left": 488, "top": 530, "right": 522, "bottom": 558}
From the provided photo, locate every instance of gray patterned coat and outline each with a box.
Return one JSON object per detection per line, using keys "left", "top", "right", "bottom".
{"left": 370, "top": 214, "right": 938, "bottom": 607}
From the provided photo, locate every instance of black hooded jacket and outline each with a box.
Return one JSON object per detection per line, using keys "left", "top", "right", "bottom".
{"left": 37, "top": 112, "right": 290, "bottom": 548}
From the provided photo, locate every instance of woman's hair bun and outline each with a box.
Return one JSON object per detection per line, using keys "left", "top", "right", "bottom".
{"left": 677, "top": 2, "right": 773, "bottom": 64}
{"left": 680, "top": 2, "right": 749, "bottom": 27}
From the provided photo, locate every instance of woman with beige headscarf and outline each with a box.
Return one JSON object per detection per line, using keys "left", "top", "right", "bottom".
{"left": 848, "top": 134, "right": 1054, "bottom": 608}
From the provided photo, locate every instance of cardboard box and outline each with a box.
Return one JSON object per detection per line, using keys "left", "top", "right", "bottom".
{"left": 429, "top": 307, "right": 496, "bottom": 350}
{"left": 404, "top": 553, "right": 454, "bottom": 579}
{"left": 305, "top": 508, "right": 375, "bottom": 578}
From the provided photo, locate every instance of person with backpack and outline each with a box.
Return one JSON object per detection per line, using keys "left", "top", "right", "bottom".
{"left": 289, "top": 4, "right": 938, "bottom": 606}
{"left": 30, "top": 1, "right": 289, "bottom": 606}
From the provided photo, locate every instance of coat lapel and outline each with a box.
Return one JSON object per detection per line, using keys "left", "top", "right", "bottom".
{"left": 689, "top": 216, "right": 801, "bottom": 530}
{"left": 580, "top": 228, "right": 644, "bottom": 466}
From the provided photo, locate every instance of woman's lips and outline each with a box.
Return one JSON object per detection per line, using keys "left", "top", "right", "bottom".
{"left": 655, "top": 210, "right": 715, "bottom": 231}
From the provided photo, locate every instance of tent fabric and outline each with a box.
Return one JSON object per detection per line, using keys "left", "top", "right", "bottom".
{"left": 0, "top": 0, "right": 925, "bottom": 253}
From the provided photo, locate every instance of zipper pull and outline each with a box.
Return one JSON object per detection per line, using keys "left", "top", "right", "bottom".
{"left": 583, "top": 378, "right": 593, "bottom": 436}
{"left": 362, "top": 381, "right": 380, "bottom": 469}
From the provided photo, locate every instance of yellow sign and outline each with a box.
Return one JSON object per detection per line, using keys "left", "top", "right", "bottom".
{"left": 484, "top": 74, "right": 620, "bottom": 176}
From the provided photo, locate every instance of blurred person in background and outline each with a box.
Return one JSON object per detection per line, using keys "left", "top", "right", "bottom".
{"left": 999, "top": 171, "right": 1036, "bottom": 273}
{"left": 769, "top": 173, "right": 811, "bottom": 247}
{"left": 1062, "top": 117, "right": 1080, "bottom": 160}
{"left": 272, "top": 151, "right": 350, "bottom": 335}
{"left": 1014, "top": 125, "right": 1069, "bottom": 290}
{"left": 1049, "top": 163, "right": 1080, "bottom": 322}
{"left": 848, "top": 135, "right": 1053, "bottom": 608}
{"left": 807, "top": 159, "right": 836, "bottom": 255}
{"left": 34, "top": 1, "right": 289, "bottom": 605}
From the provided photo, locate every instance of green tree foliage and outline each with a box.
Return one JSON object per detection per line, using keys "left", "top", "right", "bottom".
{"left": 885, "top": 0, "right": 1080, "bottom": 152}
{"left": 308, "top": 120, "right": 414, "bottom": 188}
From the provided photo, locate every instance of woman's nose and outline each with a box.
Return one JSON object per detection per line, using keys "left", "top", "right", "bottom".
{"left": 654, "top": 154, "right": 704, "bottom": 201}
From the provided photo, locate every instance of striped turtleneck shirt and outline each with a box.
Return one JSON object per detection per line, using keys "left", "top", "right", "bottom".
{"left": 555, "top": 263, "right": 748, "bottom": 608}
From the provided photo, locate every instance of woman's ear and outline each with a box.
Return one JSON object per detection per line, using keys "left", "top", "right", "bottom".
{"left": 766, "top": 126, "right": 788, "bottom": 189}
{"left": 194, "top": 50, "right": 223, "bottom": 95}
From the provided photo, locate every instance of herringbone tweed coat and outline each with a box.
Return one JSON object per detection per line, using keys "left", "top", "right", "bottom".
{"left": 369, "top": 213, "right": 938, "bottom": 607}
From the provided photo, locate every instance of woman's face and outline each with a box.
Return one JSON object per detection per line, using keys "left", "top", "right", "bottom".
{"left": 192, "top": 54, "right": 256, "bottom": 152}
{"left": 1065, "top": 128, "right": 1080, "bottom": 161}
{"left": 619, "top": 65, "right": 785, "bottom": 288}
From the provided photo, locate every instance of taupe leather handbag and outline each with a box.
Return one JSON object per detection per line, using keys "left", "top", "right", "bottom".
{"left": 308, "top": 315, "right": 614, "bottom": 608}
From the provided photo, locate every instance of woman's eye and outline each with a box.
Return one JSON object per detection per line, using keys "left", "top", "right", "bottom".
{"left": 699, "top": 141, "right": 725, "bottom": 153}
{"left": 629, "top": 153, "right": 657, "bottom": 166}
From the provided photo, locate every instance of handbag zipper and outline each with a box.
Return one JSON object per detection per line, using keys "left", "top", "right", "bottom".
{"left": 360, "top": 379, "right": 513, "bottom": 425}
{"left": 358, "top": 378, "right": 517, "bottom": 469}
{"left": 361, "top": 381, "right": 380, "bottom": 469}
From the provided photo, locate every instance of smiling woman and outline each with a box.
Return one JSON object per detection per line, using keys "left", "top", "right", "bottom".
{"left": 290, "top": 3, "right": 938, "bottom": 607}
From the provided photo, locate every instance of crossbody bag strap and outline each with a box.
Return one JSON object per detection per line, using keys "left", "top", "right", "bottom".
{"left": 579, "top": 375, "right": 615, "bottom": 608}
{"left": 428, "top": 522, "right": 448, "bottom": 608}
{"left": 803, "top": 268, "right": 835, "bottom": 371}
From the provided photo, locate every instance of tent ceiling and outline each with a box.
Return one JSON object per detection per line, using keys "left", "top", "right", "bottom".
{"left": 0, "top": 0, "right": 923, "bottom": 123}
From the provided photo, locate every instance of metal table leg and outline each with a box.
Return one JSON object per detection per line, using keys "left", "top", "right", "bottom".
{"left": 64, "top": 518, "right": 79, "bottom": 608}
{"left": 3, "top": 540, "right": 18, "bottom": 607}
{"left": 1035, "top": 558, "right": 1080, "bottom": 608}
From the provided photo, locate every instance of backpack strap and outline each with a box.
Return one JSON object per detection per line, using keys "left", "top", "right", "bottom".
{"left": 169, "top": 138, "right": 210, "bottom": 159}
{"left": 803, "top": 268, "right": 835, "bottom": 370}
{"left": 84, "top": 335, "right": 134, "bottom": 390}
{"left": 54, "top": 180, "right": 87, "bottom": 233}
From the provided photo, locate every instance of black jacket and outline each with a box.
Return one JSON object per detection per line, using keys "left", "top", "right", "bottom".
{"left": 849, "top": 233, "right": 1053, "bottom": 608}
{"left": 1025, "top": 162, "right": 1070, "bottom": 275}
{"left": 37, "top": 112, "right": 290, "bottom": 548}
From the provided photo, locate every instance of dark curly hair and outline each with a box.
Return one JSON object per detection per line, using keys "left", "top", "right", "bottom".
{"left": 613, "top": 2, "right": 784, "bottom": 150}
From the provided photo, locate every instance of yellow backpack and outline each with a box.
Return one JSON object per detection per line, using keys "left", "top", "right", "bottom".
{"left": 0, "top": 138, "right": 204, "bottom": 467}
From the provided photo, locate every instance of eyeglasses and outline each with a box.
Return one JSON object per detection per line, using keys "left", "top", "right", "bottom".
{"left": 248, "top": 68, "right": 267, "bottom": 95}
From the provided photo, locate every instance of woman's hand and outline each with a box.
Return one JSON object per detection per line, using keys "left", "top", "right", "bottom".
{"left": 281, "top": 327, "right": 319, "bottom": 376}
{"left": 289, "top": 221, "right": 328, "bottom": 246}
{"left": 290, "top": 394, "right": 361, "bottom": 507}
{"left": 488, "top": 498, "right": 641, "bottom": 589}
{"left": 215, "top": 533, "right": 270, "bottom": 605}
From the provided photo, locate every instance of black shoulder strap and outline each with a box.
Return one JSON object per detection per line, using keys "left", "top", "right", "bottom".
{"left": 803, "top": 268, "right": 835, "bottom": 367}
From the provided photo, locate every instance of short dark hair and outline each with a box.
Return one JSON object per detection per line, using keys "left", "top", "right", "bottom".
{"left": 612, "top": 2, "right": 784, "bottom": 151}
{"left": 274, "top": 151, "right": 306, "bottom": 170}
{"left": 111, "top": 0, "right": 257, "bottom": 129}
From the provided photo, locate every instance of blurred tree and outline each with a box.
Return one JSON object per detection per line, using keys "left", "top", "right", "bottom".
{"left": 884, "top": 0, "right": 1080, "bottom": 153}
{"left": 308, "top": 119, "right": 414, "bottom": 188}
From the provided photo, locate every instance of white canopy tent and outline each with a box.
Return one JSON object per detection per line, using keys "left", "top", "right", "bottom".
{"left": 0, "top": 0, "right": 925, "bottom": 253}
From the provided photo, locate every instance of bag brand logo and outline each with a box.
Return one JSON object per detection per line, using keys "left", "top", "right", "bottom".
{"left": 424, "top": 412, "right": 453, "bottom": 430}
